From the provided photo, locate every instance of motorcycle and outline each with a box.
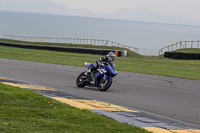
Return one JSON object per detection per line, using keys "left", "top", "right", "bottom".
{"left": 76, "top": 62, "right": 118, "bottom": 91}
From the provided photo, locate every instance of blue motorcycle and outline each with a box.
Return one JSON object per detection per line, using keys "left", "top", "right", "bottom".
{"left": 76, "top": 62, "right": 118, "bottom": 91}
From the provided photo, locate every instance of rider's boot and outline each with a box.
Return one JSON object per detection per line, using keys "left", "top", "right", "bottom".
{"left": 85, "top": 64, "right": 96, "bottom": 84}
{"left": 90, "top": 72, "right": 95, "bottom": 84}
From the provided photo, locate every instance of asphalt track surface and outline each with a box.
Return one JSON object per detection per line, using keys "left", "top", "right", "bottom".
{"left": 0, "top": 58, "right": 200, "bottom": 128}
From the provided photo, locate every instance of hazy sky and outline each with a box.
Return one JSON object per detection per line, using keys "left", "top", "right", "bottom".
{"left": 3, "top": 0, "right": 200, "bottom": 21}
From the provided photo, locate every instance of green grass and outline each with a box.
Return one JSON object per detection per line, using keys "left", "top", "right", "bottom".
{"left": 174, "top": 48, "right": 200, "bottom": 53}
{"left": 0, "top": 83, "right": 150, "bottom": 133}
{"left": 0, "top": 45, "right": 200, "bottom": 80}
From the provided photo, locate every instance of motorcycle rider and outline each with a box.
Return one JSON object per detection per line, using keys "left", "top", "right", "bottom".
{"left": 86, "top": 52, "right": 116, "bottom": 84}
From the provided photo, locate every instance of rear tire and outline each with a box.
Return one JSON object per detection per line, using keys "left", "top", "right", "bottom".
{"left": 98, "top": 76, "right": 113, "bottom": 91}
{"left": 76, "top": 72, "right": 87, "bottom": 87}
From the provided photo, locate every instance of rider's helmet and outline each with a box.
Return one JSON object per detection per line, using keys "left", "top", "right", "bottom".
{"left": 107, "top": 52, "right": 116, "bottom": 62}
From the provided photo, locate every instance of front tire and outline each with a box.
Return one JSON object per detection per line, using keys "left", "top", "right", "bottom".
{"left": 98, "top": 76, "right": 113, "bottom": 91}
{"left": 76, "top": 72, "right": 87, "bottom": 87}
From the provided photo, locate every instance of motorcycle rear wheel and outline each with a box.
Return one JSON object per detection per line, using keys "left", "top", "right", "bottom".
{"left": 76, "top": 72, "right": 87, "bottom": 87}
{"left": 98, "top": 76, "right": 113, "bottom": 91}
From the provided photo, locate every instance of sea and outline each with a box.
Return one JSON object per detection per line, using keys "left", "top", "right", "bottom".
{"left": 0, "top": 10, "right": 200, "bottom": 50}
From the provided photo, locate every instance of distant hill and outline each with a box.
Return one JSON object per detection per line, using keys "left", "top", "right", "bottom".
{"left": 0, "top": 0, "right": 200, "bottom": 26}
{"left": 0, "top": 0, "right": 93, "bottom": 16}
{"left": 96, "top": 8, "right": 200, "bottom": 26}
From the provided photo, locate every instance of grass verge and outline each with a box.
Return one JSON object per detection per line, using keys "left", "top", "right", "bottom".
{"left": 174, "top": 48, "right": 200, "bottom": 53}
{"left": 0, "top": 83, "right": 150, "bottom": 133}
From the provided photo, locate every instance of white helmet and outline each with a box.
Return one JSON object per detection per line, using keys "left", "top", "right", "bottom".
{"left": 107, "top": 52, "right": 116, "bottom": 61}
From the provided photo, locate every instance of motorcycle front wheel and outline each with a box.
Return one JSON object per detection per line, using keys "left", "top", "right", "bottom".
{"left": 98, "top": 76, "right": 113, "bottom": 91}
{"left": 76, "top": 71, "right": 87, "bottom": 87}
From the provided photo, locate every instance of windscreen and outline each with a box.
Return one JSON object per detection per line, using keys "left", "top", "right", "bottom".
{"left": 109, "top": 62, "right": 116, "bottom": 70}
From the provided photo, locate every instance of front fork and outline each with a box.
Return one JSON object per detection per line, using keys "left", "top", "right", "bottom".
{"left": 101, "top": 74, "right": 108, "bottom": 84}
{"left": 103, "top": 74, "right": 108, "bottom": 81}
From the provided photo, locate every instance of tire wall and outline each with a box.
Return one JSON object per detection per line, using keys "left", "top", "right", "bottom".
{"left": 0, "top": 42, "right": 127, "bottom": 57}
{"left": 164, "top": 52, "right": 200, "bottom": 60}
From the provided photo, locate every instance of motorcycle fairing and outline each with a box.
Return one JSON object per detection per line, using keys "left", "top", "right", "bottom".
{"left": 84, "top": 61, "right": 117, "bottom": 86}
{"left": 106, "top": 63, "right": 118, "bottom": 76}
